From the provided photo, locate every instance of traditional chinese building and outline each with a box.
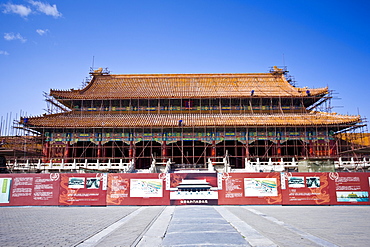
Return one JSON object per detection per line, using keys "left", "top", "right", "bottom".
{"left": 19, "top": 67, "right": 364, "bottom": 170}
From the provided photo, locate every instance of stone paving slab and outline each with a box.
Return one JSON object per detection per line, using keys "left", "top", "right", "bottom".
{"left": 244, "top": 206, "right": 370, "bottom": 247}
{"left": 0, "top": 207, "right": 139, "bottom": 247}
{"left": 161, "top": 206, "right": 250, "bottom": 246}
{"left": 214, "top": 206, "right": 277, "bottom": 247}
{"left": 89, "top": 206, "right": 165, "bottom": 247}
{"left": 137, "top": 206, "right": 175, "bottom": 247}
{"left": 226, "top": 206, "right": 325, "bottom": 247}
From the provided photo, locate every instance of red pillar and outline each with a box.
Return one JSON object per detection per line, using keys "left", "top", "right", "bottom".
{"left": 162, "top": 141, "right": 167, "bottom": 163}
{"left": 103, "top": 143, "right": 107, "bottom": 162}
{"left": 129, "top": 141, "right": 134, "bottom": 160}
{"left": 211, "top": 140, "right": 216, "bottom": 163}
{"left": 97, "top": 141, "right": 102, "bottom": 160}
{"left": 277, "top": 140, "right": 281, "bottom": 156}
{"left": 245, "top": 143, "right": 249, "bottom": 158}
{"left": 64, "top": 141, "right": 70, "bottom": 163}
{"left": 309, "top": 140, "right": 314, "bottom": 157}
{"left": 329, "top": 140, "right": 336, "bottom": 156}
{"left": 242, "top": 143, "right": 249, "bottom": 168}
{"left": 42, "top": 142, "right": 50, "bottom": 163}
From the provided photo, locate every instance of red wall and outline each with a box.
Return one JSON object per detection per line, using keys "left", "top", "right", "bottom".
{"left": 1, "top": 172, "right": 369, "bottom": 206}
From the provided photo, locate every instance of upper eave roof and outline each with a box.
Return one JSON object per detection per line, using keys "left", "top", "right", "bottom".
{"left": 50, "top": 73, "right": 328, "bottom": 100}
{"left": 23, "top": 112, "right": 360, "bottom": 129}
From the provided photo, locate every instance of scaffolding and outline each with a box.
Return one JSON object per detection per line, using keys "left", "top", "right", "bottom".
{"left": 2, "top": 67, "right": 368, "bottom": 173}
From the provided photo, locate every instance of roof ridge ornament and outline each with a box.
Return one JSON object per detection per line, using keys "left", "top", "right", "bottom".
{"left": 269, "top": 66, "right": 288, "bottom": 75}
{"left": 270, "top": 66, "right": 297, "bottom": 86}
{"left": 89, "top": 67, "right": 110, "bottom": 76}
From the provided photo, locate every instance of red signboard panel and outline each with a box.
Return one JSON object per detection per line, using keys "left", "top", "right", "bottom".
{"left": 106, "top": 173, "right": 169, "bottom": 206}
{"left": 0, "top": 174, "right": 60, "bottom": 206}
{"left": 169, "top": 173, "right": 219, "bottom": 205}
{"left": 59, "top": 173, "right": 107, "bottom": 206}
{"left": 281, "top": 172, "right": 331, "bottom": 205}
{"left": 328, "top": 172, "right": 370, "bottom": 205}
{"left": 218, "top": 172, "right": 282, "bottom": 205}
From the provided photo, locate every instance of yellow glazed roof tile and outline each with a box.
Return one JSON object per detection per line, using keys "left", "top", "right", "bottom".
{"left": 50, "top": 73, "right": 328, "bottom": 100}
{"left": 24, "top": 112, "right": 360, "bottom": 128}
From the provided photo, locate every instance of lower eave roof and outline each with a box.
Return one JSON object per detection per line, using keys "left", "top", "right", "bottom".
{"left": 23, "top": 113, "right": 361, "bottom": 129}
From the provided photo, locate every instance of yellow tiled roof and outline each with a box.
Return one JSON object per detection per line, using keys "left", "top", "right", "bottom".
{"left": 338, "top": 133, "right": 370, "bottom": 146}
{"left": 25, "top": 112, "right": 360, "bottom": 128}
{"left": 50, "top": 73, "right": 328, "bottom": 100}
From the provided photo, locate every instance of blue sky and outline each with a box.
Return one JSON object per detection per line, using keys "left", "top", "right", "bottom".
{"left": 1, "top": 0, "right": 370, "bottom": 134}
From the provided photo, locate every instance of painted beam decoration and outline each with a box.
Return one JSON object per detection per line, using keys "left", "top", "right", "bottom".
{"left": 45, "top": 130, "right": 333, "bottom": 143}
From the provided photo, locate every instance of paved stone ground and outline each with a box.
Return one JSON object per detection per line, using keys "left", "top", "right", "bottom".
{"left": 161, "top": 206, "right": 250, "bottom": 246}
{"left": 1, "top": 205, "right": 370, "bottom": 246}
{"left": 241, "top": 206, "right": 370, "bottom": 247}
{"left": 0, "top": 207, "right": 139, "bottom": 247}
